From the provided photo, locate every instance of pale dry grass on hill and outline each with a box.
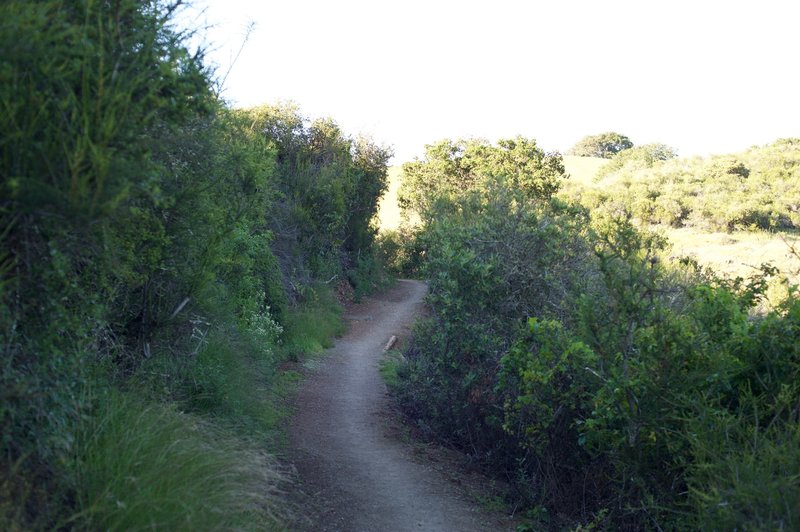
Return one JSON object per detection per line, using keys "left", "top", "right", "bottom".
{"left": 563, "top": 156, "right": 800, "bottom": 285}
{"left": 563, "top": 155, "right": 608, "bottom": 185}
{"left": 377, "top": 166, "right": 404, "bottom": 231}
{"left": 664, "top": 227, "right": 800, "bottom": 281}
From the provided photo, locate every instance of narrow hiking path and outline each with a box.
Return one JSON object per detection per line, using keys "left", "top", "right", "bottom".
{"left": 288, "top": 280, "right": 511, "bottom": 531}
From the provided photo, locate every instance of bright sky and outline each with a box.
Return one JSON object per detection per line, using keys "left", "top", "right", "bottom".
{"left": 179, "top": 0, "right": 800, "bottom": 163}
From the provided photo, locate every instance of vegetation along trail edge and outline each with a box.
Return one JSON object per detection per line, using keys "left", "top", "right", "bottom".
{"left": 288, "top": 280, "right": 508, "bottom": 531}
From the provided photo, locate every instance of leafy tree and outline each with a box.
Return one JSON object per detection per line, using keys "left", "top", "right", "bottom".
{"left": 568, "top": 132, "right": 634, "bottom": 158}
{"left": 244, "top": 103, "right": 390, "bottom": 288}
{"left": 398, "top": 137, "right": 565, "bottom": 222}
{"left": 596, "top": 142, "right": 677, "bottom": 178}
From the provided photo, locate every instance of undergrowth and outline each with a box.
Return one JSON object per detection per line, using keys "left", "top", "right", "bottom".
{"left": 67, "top": 391, "right": 286, "bottom": 531}
{"left": 0, "top": 1, "right": 390, "bottom": 527}
{"left": 279, "top": 285, "right": 347, "bottom": 360}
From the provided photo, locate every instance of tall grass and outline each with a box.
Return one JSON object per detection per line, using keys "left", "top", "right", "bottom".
{"left": 67, "top": 391, "right": 287, "bottom": 531}
{"left": 279, "top": 285, "right": 346, "bottom": 360}
{"left": 182, "top": 326, "right": 289, "bottom": 440}
{"left": 60, "top": 283, "right": 353, "bottom": 530}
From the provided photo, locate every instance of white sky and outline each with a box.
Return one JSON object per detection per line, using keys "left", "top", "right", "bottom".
{"left": 179, "top": 0, "right": 800, "bottom": 163}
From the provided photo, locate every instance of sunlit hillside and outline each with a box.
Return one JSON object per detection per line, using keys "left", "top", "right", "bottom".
{"left": 665, "top": 227, "right": 799, "bottom": 280}
{"left": 563, "top": 155, "right": 607, "bottom": 184}
{"left": 380, "top": 155, "right": 800, "bottom": 286}
{"left": 377, "top": 166, "right": 404, "bottom": 231}
{"left": 561, "top": 144, "right": 800, "bottom": 284}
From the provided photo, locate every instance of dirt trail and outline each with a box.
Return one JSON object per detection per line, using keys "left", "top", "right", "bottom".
{"left": 288, "top": 280, "right": 508, "bottom": 531}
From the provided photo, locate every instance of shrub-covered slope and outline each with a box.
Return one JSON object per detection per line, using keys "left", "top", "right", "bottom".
{"left": 387, "top": 137, "right": 800, "bottom": 530}
{"left": 566, "top": 139, "right": 800, "bottom": 231}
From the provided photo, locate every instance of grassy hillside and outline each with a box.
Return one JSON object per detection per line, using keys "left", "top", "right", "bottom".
{"left": 562, "top": 145, "right": 800, "bottom": 284}
{"left": 563, "top": 155, "right": 607, "bottom": 185}
{"left": 377, "top": 166, "right": 404, "bottom": 231}
{"left": 569, "top": 140, "right": 800, "bottom": 232}
{"left": 383, "top": 153, "right": 799, "bottom": 284}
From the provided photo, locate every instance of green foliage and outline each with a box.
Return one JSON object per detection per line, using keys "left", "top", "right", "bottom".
{"left": 687, "top": 391, "right": 800, "bottom": 531}
{"left": 379, "top": 349, "right": 406, "bottom": 390}
{"left": 595, "top": 142, "right": 677, "bottom": 179}
{"left": 568, "top": 132, "right": 634, "bottom": 159}
{"left": 394, "top": 139, "right": 589, "bottom": 479}
{"left": 376, "top": 227, "right": 427, "bottom": 278}
{"left": 392, "top": 136, "right": 800, "bottom": 529}
{"left": 244, "top": 103, "right": 391, "bottom": 290}
{"left": 1, "top": 4, "right": 215, "bottom": 523}
{"left": 572, "top": 139, "right": 800, "bottom": 231}
{"left": 1, "top": 0, "right": 212, "bottom": 220}
{"left": 398, "top": 137, "right": 565, "bottom": 222}
{"left": 499, "top": 318, "right": 600, "bottom": 512}
{"left": 170, "top": 323, "right": 284, "bottom": 435}
{"left": 0, "top": 1, "right": 388, "bottom": 527}
{"left": 347, "top": 250, "right": 393, "bottom": 301}
{"left": 279, "top": 284, "right": 346, "bottom": 360}
{"left": 684, "top": 295, "right": 800, "bottom": 530}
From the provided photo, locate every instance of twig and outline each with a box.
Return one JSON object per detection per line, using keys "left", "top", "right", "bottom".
{"left": 217, "top": 21, "right": 255, "bottom": 95}
{"left": 383, "top": 335, "right": 398, "bottom": 352}
{"left": 169, "top": 297, "right": 191, "bottom": 320}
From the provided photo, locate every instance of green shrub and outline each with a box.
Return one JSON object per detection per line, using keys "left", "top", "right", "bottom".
{"left": 279, "top": 284, "right": 346, "bottom": 361}
{"left": 687, "top": 396, "right": 800, "bottom": 530}
{"left": 596, "top": 143, "right": 677, "bottom": 179}
{"left": 499, "top": 318, "right": 602, "bottom": 514}
{"left": 347, "top": 249, "right": 394, "bottom": 300}
{"left": 393, "top": 138, "right": 800, "bottom": 528}
{"left": 580, "top": 140, "right": 800, "bottom": 231}
{"left": 245, "top": 104, "right": 391, "bottom": 292}
{"left": 178, "top": 325, "right": 284, "bottom": 434}
{"left": 376, "top": 227, "right": 426, "bottom": 277}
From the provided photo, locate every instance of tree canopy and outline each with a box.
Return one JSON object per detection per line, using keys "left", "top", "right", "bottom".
{"left": 596, "top": 142, "right": 677, "bottom": 178}
{"left": 398, "top": 137, "right": 565, "bottom": 222}
{"left": 568, "top": 132, "right": 634, "bottom": 158}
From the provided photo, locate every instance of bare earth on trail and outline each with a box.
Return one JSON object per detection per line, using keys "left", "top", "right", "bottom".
{"left": 288, "top": 280, "right": 512, "bottom": 532}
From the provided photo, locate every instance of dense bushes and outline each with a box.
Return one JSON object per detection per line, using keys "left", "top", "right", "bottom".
{"left": 0, "top": 1, "right": 388, "bottom": 527}
{"left": 569, "top": 139, "right": 800, "bottom": 231}
{"left": 391, "top": 137, "right": 800, "bottom": 529}
{"left": 245, "top": 104, "right": 391, "bottom": 293}
{"left": 395, "top": 190, "right": 590, "bottom": 457}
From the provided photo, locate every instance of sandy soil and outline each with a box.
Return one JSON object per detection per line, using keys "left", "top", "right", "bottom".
{"left": 287, "top": 280, "right": 511, "bottom": 531}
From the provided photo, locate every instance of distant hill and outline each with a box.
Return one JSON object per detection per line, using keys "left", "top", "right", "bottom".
{"left": 561, "top": 140, "right": 800, "bottom": 284}
{"left": 565, "top": 139, "right": 800, "bottom": 232}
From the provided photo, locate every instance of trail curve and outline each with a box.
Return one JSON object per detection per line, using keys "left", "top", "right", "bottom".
{"left": 288, "top": 280, "right": 508, "bottom": 531}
